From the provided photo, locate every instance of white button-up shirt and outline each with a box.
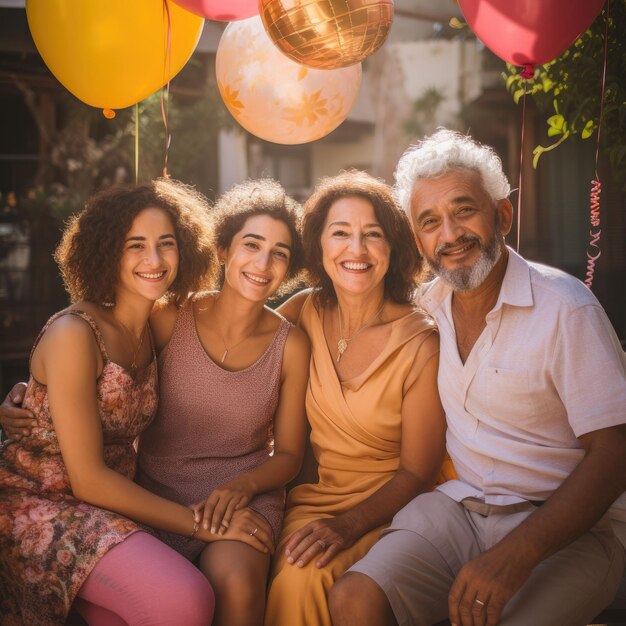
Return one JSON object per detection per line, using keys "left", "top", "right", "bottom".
{"left": 418, "top": 247, "right": 626, "bottom": 520}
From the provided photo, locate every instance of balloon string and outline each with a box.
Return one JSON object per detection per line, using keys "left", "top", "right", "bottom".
{"left": 594, "top": 0, "right": 610, "bottom": 181}
{"left": 161, "top": 0, "right": 173, "bottom": 178}
{"left": 516, "top": 81, "right": 529, "bottom": 253}
{"left": 134, "top": 103, "right": 139, "bottom": 184}
{"left": 585, "top": 0, "right": 610, "bottom": 289}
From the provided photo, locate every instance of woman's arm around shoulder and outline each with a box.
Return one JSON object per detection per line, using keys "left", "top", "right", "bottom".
{"left": 0, "top": 383, "right": 34, "bottom": 441}
{"left": 276, "top": 288, "right": 314, "bottom": 324}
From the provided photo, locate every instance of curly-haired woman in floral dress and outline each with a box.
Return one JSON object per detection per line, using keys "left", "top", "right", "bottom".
{"left": 0, "top": 180, "right": 268, "bottom": 625}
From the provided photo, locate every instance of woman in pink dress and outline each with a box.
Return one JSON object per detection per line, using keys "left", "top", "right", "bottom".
{"left": 137, "top": 179, "right": 310, "bottom": 626}
{"left": 0, "top": 179, "right": 266, "bottom": 625}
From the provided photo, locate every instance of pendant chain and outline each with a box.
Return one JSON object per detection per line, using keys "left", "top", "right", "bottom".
{"left": 336, "top": 301, "right": 385, "bottom": 362}
{"left": 216, "top": 328, "right": 255, "bottom": 364}
{"left": 114, "top": 315, "right": 147, "bottom": 375}
{"left": 213, "top": 297, "right": 258, "bottom": 363}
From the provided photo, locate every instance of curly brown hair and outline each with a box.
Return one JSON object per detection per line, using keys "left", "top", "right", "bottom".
{"left": 302, "top": 170, "right": 421, "bottom": 306}
{"left": 54, "top": 178, "right": 216, "bottom": 306}
{"left": 211, "top": 179, "right": 304, "bottom": 296}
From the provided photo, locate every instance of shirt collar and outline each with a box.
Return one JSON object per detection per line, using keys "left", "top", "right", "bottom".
{"left": 419, "top": 245, "right": 534, "bottom": 315}
{"left": 497, "top": 246, "right": 533, "bottom": 310}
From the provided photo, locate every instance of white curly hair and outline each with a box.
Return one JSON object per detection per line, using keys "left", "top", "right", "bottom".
{"left": 394, "top": 128, "right": 511, "bottom": 215}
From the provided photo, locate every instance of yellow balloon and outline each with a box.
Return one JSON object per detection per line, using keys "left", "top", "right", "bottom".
{"left": 26, "top": 0, "right": 204, "bottom": 110}
{"left": 216, "top": 16, "right": 362, "bottom": 145}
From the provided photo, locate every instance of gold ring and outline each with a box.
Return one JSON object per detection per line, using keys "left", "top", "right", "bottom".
{"left": 475, "top": 599, "right": 485, "bottom": 607}
{"left": 250, "top": 527, "right": 258, "bottom": 537}
{"left": 316, "top": 539, "right": 327, "bottom": 550}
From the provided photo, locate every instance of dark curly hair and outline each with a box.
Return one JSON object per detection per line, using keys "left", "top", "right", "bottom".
{"left": 54, "top": 178, "right": 216, "bottom": 306}
{"left": 211, "top": 179, "right": 304, "bottom": 296}
{"left": 302, "top": 170, "right": 421, "bottom": 306}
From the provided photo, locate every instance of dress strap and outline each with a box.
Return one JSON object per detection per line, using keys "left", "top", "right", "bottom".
{"left": 29, "top": 309, "right": 110, "bottom": 365}
{"left": 168, "top": 298, "right": 195, "bottom": 346}
{"left": 275, "top": 315, "right": 292, "bottom": 351}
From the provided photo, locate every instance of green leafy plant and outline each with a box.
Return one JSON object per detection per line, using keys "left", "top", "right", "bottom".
{"left": 503, "top": 1, "right": 626, "bottom": 183}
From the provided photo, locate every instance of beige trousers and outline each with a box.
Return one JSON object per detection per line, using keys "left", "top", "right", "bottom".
{"left": 350, "top": 491, "right": 625, "bottom": 626}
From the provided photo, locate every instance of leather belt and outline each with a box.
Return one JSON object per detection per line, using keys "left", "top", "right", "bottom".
{"left": 461, "top": 496, "right": 544, "bottom": 517}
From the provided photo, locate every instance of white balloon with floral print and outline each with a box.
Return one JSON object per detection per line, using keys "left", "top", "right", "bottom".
{"left": 216, "top": 16, "right": 362, "bottom": 145}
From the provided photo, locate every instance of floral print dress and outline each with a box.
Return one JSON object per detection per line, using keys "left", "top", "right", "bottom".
{"left": 0, "top": 310, "right": 158, "bottom": 625}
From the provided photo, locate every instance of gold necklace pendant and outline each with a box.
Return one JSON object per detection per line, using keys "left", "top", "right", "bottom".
{"left": 336, "top": 300, "right": 385, "bottom": 363}
{"left": 336, "top": 338, "right": 348, "bottom": 362}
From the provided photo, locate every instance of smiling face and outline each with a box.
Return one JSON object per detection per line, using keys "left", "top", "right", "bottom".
{"left": 219, "top": 213, "right": 293, "bottom": 303}
{"left": 410, "top": 169, "right": 512, "bottom": 291}
{"left": 116, "top": 206, "right": 179, "bottom": 304}
{"left": 320, "top": 196, "right": 390, "bottom": 300}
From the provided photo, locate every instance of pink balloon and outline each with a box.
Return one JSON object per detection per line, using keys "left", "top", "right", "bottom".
{"left": 172, "top": 0, "right": 258, "bottom": 21}
{"left": 458, "top": 0, "right": 605, "bottom": 67}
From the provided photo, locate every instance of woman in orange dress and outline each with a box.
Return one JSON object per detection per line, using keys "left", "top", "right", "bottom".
{"left": 265, "top": 171, "right": 453, "bottom": 626}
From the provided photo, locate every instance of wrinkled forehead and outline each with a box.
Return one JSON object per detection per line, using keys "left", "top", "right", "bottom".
{"left": 410, "top": 169, "right": 491, "bottom": 215}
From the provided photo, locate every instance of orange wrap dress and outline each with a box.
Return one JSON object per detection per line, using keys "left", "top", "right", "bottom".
{"left": 265, "top": 295, "right": 452, "bottom": 626}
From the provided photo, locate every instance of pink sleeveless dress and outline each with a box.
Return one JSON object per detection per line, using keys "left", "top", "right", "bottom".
{"left": 0, "top": 310, "right": 158, "bottom": 625}
{"left": 136, "top": 299, "right": 291, "bottom": 560}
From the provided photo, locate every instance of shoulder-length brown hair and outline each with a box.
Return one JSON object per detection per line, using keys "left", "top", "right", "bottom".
{"left": 302, "top": 170, "right": 421, "bottom": 306}
{"left": 54, "top": 178, "right": 216, "bottom": 306}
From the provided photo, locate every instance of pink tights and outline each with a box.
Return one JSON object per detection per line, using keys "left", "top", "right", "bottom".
{"left": 73, "top": 531, "right": 215, "bottom": 626}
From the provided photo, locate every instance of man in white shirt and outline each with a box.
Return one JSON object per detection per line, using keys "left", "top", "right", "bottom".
{"left": 329, "top": 129, "right": 626, "bottom": 626}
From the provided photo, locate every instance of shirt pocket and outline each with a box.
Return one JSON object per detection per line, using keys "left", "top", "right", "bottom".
{"left": 483, "top": 366, "right": 536, "bottom": 425}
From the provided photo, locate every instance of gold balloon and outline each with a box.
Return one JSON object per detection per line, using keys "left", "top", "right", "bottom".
{"left": 216, "top": 16, "right": 362, "bottom": 145}
{"left": 259, "top": 0, "right": 393, "bottom": 70}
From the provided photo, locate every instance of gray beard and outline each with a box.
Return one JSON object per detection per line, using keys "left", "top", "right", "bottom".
{"left": 426, "top": 233, "right": 503, "bottom": 292}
